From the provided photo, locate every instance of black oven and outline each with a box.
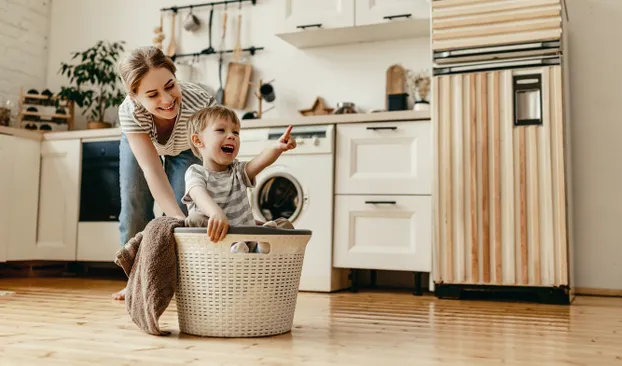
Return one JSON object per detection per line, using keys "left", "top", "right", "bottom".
{"left": 79, "top": 140, "right": 121, "bottom": 221}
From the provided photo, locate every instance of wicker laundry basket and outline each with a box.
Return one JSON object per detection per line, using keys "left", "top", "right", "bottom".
{"left": 173, "top": 226, "right": 312, "bottom": 338}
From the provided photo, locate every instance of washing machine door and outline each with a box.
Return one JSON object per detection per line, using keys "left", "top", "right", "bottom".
{"left": 252, "top": 170, "right": 305, "bottom": 223}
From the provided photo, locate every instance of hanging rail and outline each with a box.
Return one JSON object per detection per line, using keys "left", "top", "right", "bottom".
{"left": 161, "top": 0, "right": 256, "bottom": 13}
{"left": 170, "top": 46, "right": 264, "bottom": 61}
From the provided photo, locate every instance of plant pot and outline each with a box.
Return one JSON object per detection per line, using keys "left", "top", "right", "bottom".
{"left": 88, "top": 121, "right": 112, "bottom": 129}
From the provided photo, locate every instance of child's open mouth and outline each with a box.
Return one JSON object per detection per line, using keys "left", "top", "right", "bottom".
{"left": 221, "top": 144, "right": 235, "bottom": 155}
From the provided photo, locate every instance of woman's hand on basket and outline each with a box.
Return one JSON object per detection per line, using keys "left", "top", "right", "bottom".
{"left": 207, "top": 211, "right": 229, "bottom": 242}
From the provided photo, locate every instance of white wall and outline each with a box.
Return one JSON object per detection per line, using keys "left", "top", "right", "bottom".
{"left": 45, "top": 0, "right": 431, "bottom": 129}
{"left": 566, "top": 0, "right": 622, "bottom": 291}
{"left": 0, "top": 0, "right": 51, "bottom": 114}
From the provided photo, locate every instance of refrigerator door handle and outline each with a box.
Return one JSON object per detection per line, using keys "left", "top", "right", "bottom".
{"left": 513, "top": 74, "right": 543, "bottom": 126}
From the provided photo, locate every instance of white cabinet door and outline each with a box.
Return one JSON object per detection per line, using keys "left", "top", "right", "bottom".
{"left": 335, "top": 121, "right": 432, "bottom": 195}
{"left": 6, "top": 137, "right": 41, "bottom": 261}
{"left": 333, "top": 195, "right": 431, "bottom": 271}
{"left": 0, "top": 135, "right": 13, "bottom": 262}
{"left": 279, "top": 0, "right": 355, "bottom": 33}
{"left": 355, "top": 0, "right": 430, "bottom": 26}
{"left": 23, "top": 139, "right": 81, "bottom": 261}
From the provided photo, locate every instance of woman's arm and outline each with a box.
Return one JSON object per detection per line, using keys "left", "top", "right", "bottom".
{"left": 125, "top": 133, "right": 185, "bottom": 219}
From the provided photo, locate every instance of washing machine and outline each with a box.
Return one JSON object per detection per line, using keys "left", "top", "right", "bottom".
{"left": 238, "top": 124, "right": 347, "bottom": 292}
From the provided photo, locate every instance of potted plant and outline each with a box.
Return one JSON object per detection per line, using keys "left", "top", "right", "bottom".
{"left": 407, "top": 69, "right": 431, "bottom": 111}
{"left": 57, "top": 40, "right": 126, "bottom": 129}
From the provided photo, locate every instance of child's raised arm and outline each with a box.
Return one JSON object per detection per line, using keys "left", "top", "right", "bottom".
{"left": 245, "top": 125, "right": 296, "bottom": 181}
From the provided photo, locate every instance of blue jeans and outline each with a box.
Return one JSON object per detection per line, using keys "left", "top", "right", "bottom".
{"left": 118, "top": 133, "right": 201, "bottom": 246}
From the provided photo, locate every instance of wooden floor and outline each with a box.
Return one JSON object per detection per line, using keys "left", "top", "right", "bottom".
{"left": 1, "top": 278, "right": 621, "bottom": 365}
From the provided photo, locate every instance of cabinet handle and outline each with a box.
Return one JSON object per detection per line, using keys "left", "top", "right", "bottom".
{"left": 383, "top": 14, "right": 412, "bottom": 21}
{"left": 366, "top": 126, "right": 397, "bottom": 131}
{"left": 365, "top": 201, "right": 397, "bottom": 205}
{"left": 296, "top": 23, "right": 322, "bottom": 30}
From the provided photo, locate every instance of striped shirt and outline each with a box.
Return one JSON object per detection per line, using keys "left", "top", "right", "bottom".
{"left": 118, "top": 81, "right": 216, "bottom": 156}
{"left": 182, "top": 160, "right": 256, "bottom": 226}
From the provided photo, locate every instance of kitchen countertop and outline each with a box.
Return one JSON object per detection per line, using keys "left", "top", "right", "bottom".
{"left": 0, "top": 110, "right": 430, "bottom": 141}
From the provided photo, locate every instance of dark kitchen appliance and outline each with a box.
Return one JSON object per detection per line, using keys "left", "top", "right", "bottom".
{"left": 79, "top": 140, "right": 121, "bottom": 221}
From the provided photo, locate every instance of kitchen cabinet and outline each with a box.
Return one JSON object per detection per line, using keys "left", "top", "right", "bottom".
{"left": 356, "top": 0, "right": 430, "bottom": 27}
{"left": 275, "top": 0, "right": 429, "bottom": 48}
{"left": 5, "top": 137, "right": 41, "bottom": 261}
{"left": 16, "top": 139, "right": 81, "bottom": 261}
{"left": 278, "top": 0, "right": 355, "bottom": 34}
{"left": 0, "top": 135, "right": 12, "bottom": 262}
{"left": 335, "top": 121, "right": 432, "bottom": 195}
{"left": 333, "top": 195, "right": 431, "bottom": 271}
{"left": 333, "top": 120, "right": 433, "bottom": 281}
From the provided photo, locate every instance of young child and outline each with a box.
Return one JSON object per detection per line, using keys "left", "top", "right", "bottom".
{"left": 182, "top": 105, "right": 297, "bottom": 252}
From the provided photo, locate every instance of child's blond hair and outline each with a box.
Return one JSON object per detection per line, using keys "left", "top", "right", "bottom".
{"left": 187, "top": 105, "right": 241, "bottom": 159}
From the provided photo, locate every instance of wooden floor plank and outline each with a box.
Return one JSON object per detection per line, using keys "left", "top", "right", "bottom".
{"left": 1, "top": 278, "right": 621, "bottom": 365}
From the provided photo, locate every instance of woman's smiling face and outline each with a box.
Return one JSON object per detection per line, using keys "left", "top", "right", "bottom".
{"left": 134, "top": 67, "right": 182, "bottom": 120}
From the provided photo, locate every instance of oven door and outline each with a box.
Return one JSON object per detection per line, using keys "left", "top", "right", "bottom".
{"left": 79, "top": 140, "right": 121, "bottom": 222}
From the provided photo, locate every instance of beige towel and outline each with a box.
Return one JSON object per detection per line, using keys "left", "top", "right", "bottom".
{"left": 114, "top": 213, "right": 209, "bottom": 336}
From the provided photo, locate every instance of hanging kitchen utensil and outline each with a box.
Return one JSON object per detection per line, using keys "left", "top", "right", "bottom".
{"left": 183, "top": 6, "right": 201, "bottom": 32}
{"left": 153, "top": 12, "right": 165, "bottom": 50}
{"left": 216, "top": 7, "right": 228, "bottom": 104}
{"left": 204, "top": 7, "right": 215, "bottom": 55}
{"left": 223, "top": 6, "right": 252, "bottom": 110}
{"left": 166, "top": 11, "right": 177, "bottom": 57}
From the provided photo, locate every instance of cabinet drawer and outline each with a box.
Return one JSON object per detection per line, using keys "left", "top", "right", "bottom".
{"left": 333, "top": 195, "right": 431, "bottom": 272}
{"left": 432, "top": 0, "right": 563, "bottom": 51}
{"left": 335, "top": 121, "right": 431, "bottom": 195}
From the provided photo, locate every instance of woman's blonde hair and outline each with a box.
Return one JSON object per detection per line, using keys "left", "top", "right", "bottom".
{"left": 118, "top": 46, "right": 176, "bottom": 96}
{"left": 187, "top": 105, "right": 241, "bottom": 159}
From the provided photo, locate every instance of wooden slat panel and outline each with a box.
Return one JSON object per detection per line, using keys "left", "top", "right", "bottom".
{"left": 518, "top": 128, "right": 528, "bottom": 285}
{"left": 453, "top": 74, "right": 466, "bottom": 283}
{"left": 441, "top": 76, "right": 454, "bottom": 283}
{"left": 501, "top": 71, "right": 515, "bottom": 285}
{"left": 433, "top": 77, "right": 441, "bottom": 283}
{"left": 480, "top": 72, "right": 490, "bottom": 284}
{"left": 432, "top": 29, "right": 562, "bottom": 52}
{"left": 432, "top": 0, "right": 561, "bottom": 19}
{"left": 433, "top": 17, "right": 561, "bottom": 42}
{"left": 433, "top": 66, "right": 569, "bottom": 288}
{"left": 432, "top": 0, "right": 499, "bottom": 10}
{"left": 491, "top": 72, "right": 502, "bottom": 284}
{"left": 539, "top": 68, "right": 556, "bottom": 287}
{"left": 433, "top": 7, "right": 561, "bottom": 30}
{"left": 469, "top": 74, "right": 478, "bottom": 283}
{"left": 431, "top": 0, "right": 562, "bottom": 52}
{"left": 527, "top": 126, "right": 541, "bottom": 285}
{"left": 551, "top": 66, "right": 568, "bottom": 285}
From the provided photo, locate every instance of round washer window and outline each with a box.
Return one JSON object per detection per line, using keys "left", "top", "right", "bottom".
{"left": 255, "top": 173, "right": 303, "bottom": 222}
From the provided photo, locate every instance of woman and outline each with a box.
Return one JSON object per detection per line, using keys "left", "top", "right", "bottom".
{"left": 114, "top": 46, "right": 216, "bottom": 300}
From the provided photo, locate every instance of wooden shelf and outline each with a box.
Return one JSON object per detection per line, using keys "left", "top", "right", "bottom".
{"left": 17, "top": 87, "right": 75, "bottom": 131}
{"left": 276, "top": 18, "right": 430, "bottom": 49}
{"left": 22, "top": 111, "right": 71, "bottom": 119}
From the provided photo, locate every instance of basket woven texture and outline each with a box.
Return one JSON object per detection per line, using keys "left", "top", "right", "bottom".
{"left": 174, "top": 230, "right": 311, "bottom": 337}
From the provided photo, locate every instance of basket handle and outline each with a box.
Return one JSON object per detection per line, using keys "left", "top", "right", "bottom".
{"left": 174, "top": 226, "right": 312, "bottom": 236}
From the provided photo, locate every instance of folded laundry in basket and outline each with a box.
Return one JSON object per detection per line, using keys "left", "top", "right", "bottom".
{"left": 114, "top": 213, "right": 209, "bottom": 336}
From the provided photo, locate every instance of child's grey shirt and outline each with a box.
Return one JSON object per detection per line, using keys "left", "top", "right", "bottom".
{"left": 182, "top": 160, "right": 256, "bottom": 226}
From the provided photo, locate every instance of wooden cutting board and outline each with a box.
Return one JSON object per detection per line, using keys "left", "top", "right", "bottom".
{"left": 386, "top": 64, "right": 407, "bottom": 108}
{"left": 223, "top": 62, "right": 251, "bottom": 109}
{"left": 223, "top": 13, "right": 251, "bottom": 109}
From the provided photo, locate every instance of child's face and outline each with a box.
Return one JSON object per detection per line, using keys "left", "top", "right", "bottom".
{"left": 195, "top": 117, "right": 240, "bottom": 170}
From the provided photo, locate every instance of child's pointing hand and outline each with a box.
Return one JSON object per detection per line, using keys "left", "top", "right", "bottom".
{"left": 276, "top": 125, "right": 296, "bottom": 152}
